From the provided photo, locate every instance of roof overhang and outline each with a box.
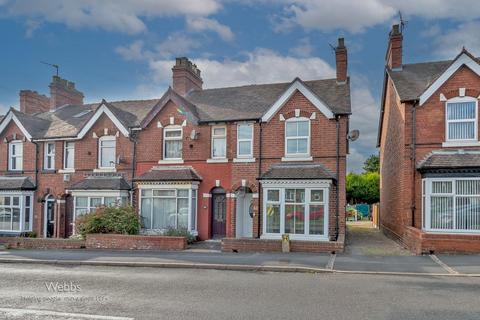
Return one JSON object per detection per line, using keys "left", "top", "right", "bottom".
{"left": 419, "top": 51, "right": 480, "bottom": 106}
{"left": 77, "top": 103, "right": 130, "bottom": 138}
{"left": 0, "top": 111, "right": 33, "bottom": 141}
{"left": 261, "top": 78, "right": 335, "bottom": 122}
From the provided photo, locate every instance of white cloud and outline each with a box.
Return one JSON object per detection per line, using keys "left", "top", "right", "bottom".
{"left": 348, "top": 76, "right": 380, "bottom": 173}
{"left": 115, "top": 40, "right": 147, "bottom": 61}
{"left": 289, "top": 37, "right": 313, "bottom": 58}
{"left": 272, "top": 0, "right": 480, "bottom": 33}
{"left": 148, "top": 49, "right": 335, "bottom": 88}
{"left": 0, "top": 103, "right": 8, "bottom": 115}
{"left": 431, "top": 21, "right": 480, "bottom": 58}
{"left": 186, "top": 17, "right": 234, "bottom": 42}
{"left": 0, "top": 0, "right": 222, "bottom": 34}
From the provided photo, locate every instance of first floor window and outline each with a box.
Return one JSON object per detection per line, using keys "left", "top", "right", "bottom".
{"left": 263, "top": 185, "right": 328, "bottom": 239}
{"left": 211, "top": 126, "right": 226, "bottom": 158}
{"left": 446, "top": 99, "right": 477, "bottom": 141}
{"left": 44, "top": 142, "right": 55, "bottom": 170}
{"left": 64, "top": 142, "right": 75, "bottom": 169}
{"left": 99, "top": 136, "right": 116, "bottom": 168}
{"left": 0, "top": 194, "right": 33, "bottom": 232}
{"left": 285, "top": 118, "right": 310, "bottom": 157}
{"left": 74, "top": 195, "right": 127, "bottom": 218}
{"left": 424, "top": 178, "right": 480, "bottom": 232}
{"left": 8, "top": 141, "right": 23, "bottom": 171}
{"left": 237, "top": 123, "right": 253, "bottom": 158}
{"left": 163, "top": 127, "right": 183, "bottom": 160}
{"left": 140, "top": 188, "right": 197, "bottom": 232}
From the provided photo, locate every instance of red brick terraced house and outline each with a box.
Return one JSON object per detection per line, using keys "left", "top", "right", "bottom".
{"left": 378, "top": 25, "right": 480, "bottom": 254}
{"left": 0, "top": 38, "right": 351, "bottom": 252}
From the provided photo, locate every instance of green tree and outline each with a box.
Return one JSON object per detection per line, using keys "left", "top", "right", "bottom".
{"left": 363, "top": 154, "right": 380, "bottom": 173}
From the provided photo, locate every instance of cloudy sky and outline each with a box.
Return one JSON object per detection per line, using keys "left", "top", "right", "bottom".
{"left": 0, "top": 0, "right": 478, "bottom": 172}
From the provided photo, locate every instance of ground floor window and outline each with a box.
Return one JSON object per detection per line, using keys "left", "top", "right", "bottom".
{"left": 0, "top": 193, "right": 33, "bottom": 232}
{"left": 423, "top": 178, "right": 480, "bottom": 233}
{"left": 140, "top": 187, "right": 197, "bottom": 233}
{"left": 262, "top": 182, "right": 329, "bottom": 240}
{"left": 73, "top": 193, "right": 128, "bottom": 218}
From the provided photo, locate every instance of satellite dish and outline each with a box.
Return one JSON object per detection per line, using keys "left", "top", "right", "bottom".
{"left": 348, "top": 130, "right": 360, "bottom": 141}
{"left": 190, "top": 130, "right": 198, "bottom": 140}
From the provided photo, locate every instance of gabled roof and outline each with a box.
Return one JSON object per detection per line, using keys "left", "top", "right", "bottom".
{"left": 0, "top": 108, "right": 49, "bottom": 141}
{"left": 186, "top": 78, "right": 351, "bottom": 122}
{"left": 76, "top": 100, "right": 130, "bottom": 138}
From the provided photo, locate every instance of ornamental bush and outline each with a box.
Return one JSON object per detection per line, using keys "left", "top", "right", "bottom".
{"left": 164, "top": 227, "right": 197, "bottom": 244}
{"left": 76, "top": 206, "right": 141, "bottom": 238}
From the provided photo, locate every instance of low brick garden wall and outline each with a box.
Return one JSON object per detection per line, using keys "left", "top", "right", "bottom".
{"left": 85, "top": 234, "right": 187, "bottom": 251}
{"left": 222, "top": 235, "right": 344, "bottom": 253}
{"left": 0, "top": 237, "right": 86, "bottom": 249}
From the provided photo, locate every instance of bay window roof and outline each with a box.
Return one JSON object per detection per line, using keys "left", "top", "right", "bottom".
{"left": 69, "top": 175, "right": 131, "bottom": 190}
{"left": 135, "top": 166, "right": 202, "bottom": 182}
{"left": 0, "top": 176, "right": 36, "bottom": 190}
{"left": 259, "top": 163, "right": 336, "bottom": 180}
{"left": 418, "top": 150, "right": 480, "bottom": 172}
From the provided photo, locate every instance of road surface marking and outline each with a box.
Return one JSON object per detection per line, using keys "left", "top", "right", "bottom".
{"left": 0, "top": 308, "right": 134, "bottom": 320}
{"left": 429, "top": 254, "right": 459, "bottom": 274}
{"left": 326, "top": 253, "right": 336, "bottom": 270}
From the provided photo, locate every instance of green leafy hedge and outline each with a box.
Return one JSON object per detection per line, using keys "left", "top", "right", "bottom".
{"left": 164, "top": 227, "right": 197, "bottom": 244}
{"left": 76, "top": 206, "right": 141, "bottom": 238}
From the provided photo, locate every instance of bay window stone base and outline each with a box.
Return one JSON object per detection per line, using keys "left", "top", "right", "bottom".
{"left": 221, "top": 235, "right": 344, "bottom": 253}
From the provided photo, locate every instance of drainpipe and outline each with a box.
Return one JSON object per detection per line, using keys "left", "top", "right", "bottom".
{"left": 257, "top": 121, "right": 263, "bottom": 238}
{"left": 129, "top": 130, "right": 138, "bottom": 207}
{"left": 411, "top": 101, "right": 418, "bottom": 227}
{"left": 335, "top": 116, "right": 340, "bottom": 240}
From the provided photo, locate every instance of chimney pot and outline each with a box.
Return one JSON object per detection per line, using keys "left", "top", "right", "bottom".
{"left": 172, "top": 57, "right": 203, "bottom": 96}
{"left": 386, "top": 24, "right": 403, "bottom": 70}
{"left": 335, "top": 37, "right": 348, "bottom": 84}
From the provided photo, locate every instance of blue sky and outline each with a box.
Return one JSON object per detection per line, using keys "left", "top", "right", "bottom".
{"left": 1, "top": 0, "right": 479, "bottom": 172}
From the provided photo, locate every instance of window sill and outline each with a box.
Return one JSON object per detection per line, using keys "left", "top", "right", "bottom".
{"left": 93, "top": 168, "right": 117, "bottom": 173}
{"left": 41, "top": 169, "right": 56, "bottom": 174}
{"left": 206, "top": 158, "right": 229, "bottom": 163}
{"left": 158, "top": 159, "right": 184, "bottom": 164}
{"left": 58, "top": 169, "right": 75, "bottom": 173}
{"left": 442, "top": 141, "right": 480, "bottom": 147}
{"left": 233, "top": 158, "right": 256, "bottom": 163}
{"left": 281, "top": 156, "right": 313, "bottom": 162}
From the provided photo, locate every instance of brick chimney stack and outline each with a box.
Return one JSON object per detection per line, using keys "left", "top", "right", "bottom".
{"left": 172, "top": 57, "right": 203, "bottom": 96}
{"left": 49, "top": 75, "right": 84, "bottom": 109}
{"left": 335, "top": 37, "right": 348, "bottom": 84}
{"left": 19, "top": 90, "right": 50, "bottom": 115}
{"left": 386, "top": 24, "right": 403, "bottom": 70}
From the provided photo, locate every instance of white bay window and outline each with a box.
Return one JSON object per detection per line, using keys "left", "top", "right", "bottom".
{"left": 423, "top": 178, "right": 480, "bottom": 233}
{"left": 139, "top": 185, "right": 198, "bottom": 234}
{"left": 262, "top": 181, "right": 329, "bottom": 240}
{"left": 72, "top": 192, "right": 128, "bottom": 219}
{"left": 0, "top": 193, "right": 33, "bottom": 233}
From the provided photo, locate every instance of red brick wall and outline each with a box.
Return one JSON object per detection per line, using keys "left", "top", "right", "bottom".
{"left": 221, "top": 236, "right": 344, "bottom": 253}
{"left": 0, "top": 237, "right": 85, "bottom": 249}
{"left": 85, "top": 234, "right": 186, "bottom": 250}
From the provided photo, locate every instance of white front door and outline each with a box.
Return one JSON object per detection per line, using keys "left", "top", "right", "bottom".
{"left": 236, "top": 193, "right": 253, "bottom": 238}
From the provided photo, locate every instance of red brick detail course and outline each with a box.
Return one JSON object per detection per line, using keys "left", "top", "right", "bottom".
{"left": 85, "top": 234, "right": 187, "bottom": 251}
{"left": 221, "top": 236, "right": 344, "bottom": 253}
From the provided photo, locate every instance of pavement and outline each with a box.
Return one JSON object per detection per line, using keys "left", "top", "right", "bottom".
{"left": 1, "top": 264, "right": 480, "bottom": 320}
{"left": 0, "top": 221, "right": 479, "bottom": 276}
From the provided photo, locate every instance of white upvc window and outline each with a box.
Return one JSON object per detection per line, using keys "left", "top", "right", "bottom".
{"left": 8, "top": 141, "right": 23, "bottom": 171}
{"left": 211, "top": 125, "right": 227, "bottom": 159}
{"left": 73, "top": 193, "right": 128, "bottom": 219}
{"left": 0, "top": 193, "right": 33, "bottom": 233}
{"left": 139, "top": 186, "right": 198, "bottom": 234}
{"left": 285, "top": 118, "right": 310, "bottom": 157}
{"left": 44, "top": 142, "right": 55, "bottom": 170}
{"left": 163, "top": 126, "right": 183, "bottom": 160}
{"left": 445, "top": 97, "right": 478, "bottom": 142}
{"left": 237, "top": 123, "right": 253, "bottom": 158}
{"left": 64, "top": 142, "right": 75, "bottom": 170}
{"left": 99, "top": 136, "right": 116, "bottom": 168}
{"left": 262, "top": 182, "right": 329, "bottom": 240}
{"left": 423, "top": 178, "right": 480, "bottom": 233}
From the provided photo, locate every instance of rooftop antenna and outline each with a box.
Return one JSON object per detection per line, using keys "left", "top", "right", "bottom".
{"left": 41, "top": 61, "right": 59, "bottom": 76}
{"left": 398, "top": 11, "right": 408, "bottom": 33}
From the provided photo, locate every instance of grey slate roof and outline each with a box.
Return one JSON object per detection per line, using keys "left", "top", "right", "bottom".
{"left": 187, "top": 78, "right": 351, "bottom": 122}
{"left": 418, "top": 151, "right": 480, "bottom": 171}
{"left": 69, "top": 175, "right": 131, "bottom": 190}
{"left": 259, "top": 163, "right": 336, "bottom": 180}
{"left": 388, "top": 60, "right": 452, "bottom": 101}
{"left": 135, "top": 166, "right": 202, "bottom": 182}
{"left": 2, "top": 76, "right": 350, "bottom": 139}
{"left": 0, "top": 176, "right": 36, "bottom": 190}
